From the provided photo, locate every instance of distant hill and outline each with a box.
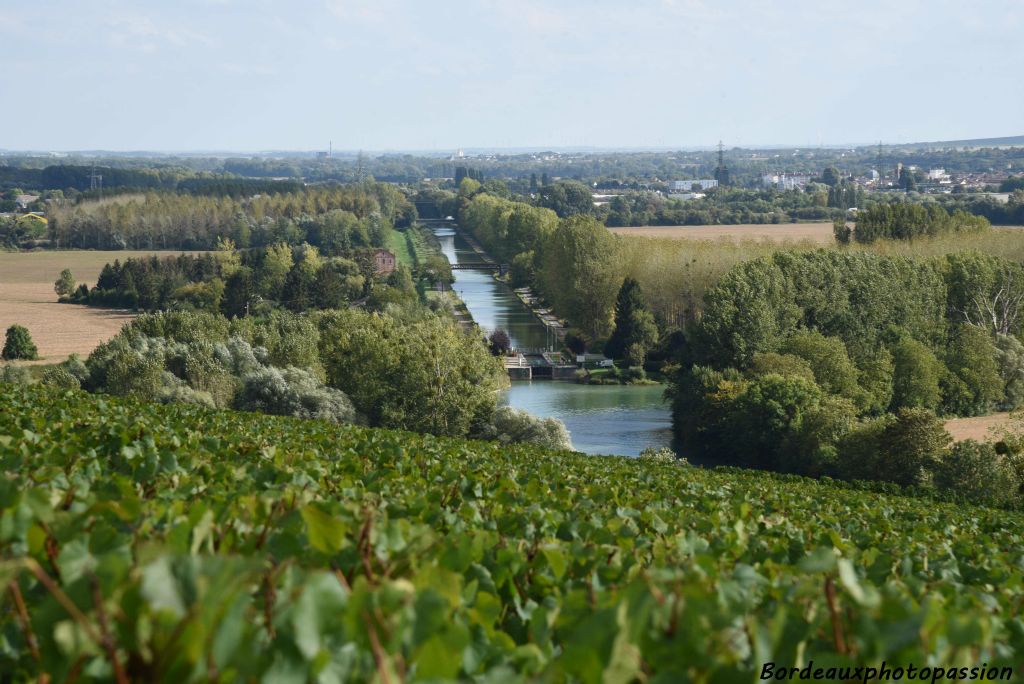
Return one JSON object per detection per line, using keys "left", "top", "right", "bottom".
{"left": 895, "top": 134, "right": 1024, "bottom": 150}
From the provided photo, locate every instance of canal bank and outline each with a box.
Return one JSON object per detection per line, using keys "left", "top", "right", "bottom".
{"left": 432, "top": 222, "right": 673, "bottom": 457}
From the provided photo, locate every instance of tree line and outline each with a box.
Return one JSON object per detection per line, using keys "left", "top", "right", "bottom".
{"left": 837, "top": 203, "right": 990, "bottom": 244}
{"left": 669, "top": 249, "right": 1024, "bottom": 503}
{"left": 45, "top": 183, "right": 415, "bottom": 250}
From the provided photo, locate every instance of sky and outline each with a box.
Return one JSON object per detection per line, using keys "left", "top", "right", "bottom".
{"left": 1, "top": 0, "right": 1022, "bottom": 152}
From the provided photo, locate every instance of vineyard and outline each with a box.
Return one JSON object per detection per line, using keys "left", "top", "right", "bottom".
{"left": 1, "top": 383, "right": 1022, "bottom": 682}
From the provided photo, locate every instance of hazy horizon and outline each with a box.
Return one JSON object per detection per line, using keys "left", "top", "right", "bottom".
{"left": 2, "top": 0, "right": 1022, "bottom": 151}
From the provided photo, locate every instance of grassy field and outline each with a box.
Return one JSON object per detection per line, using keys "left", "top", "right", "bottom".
{"left": 609, "top": 222, "right": 837, "bottom": 244}
{"left": 0, "top": 250, "right": 194, "bottom": 363}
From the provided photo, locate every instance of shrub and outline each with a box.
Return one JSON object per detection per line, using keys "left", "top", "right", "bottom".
{"left": 934, "top": 440, "right": 1020, "bottom": 506}
{"left": 473, "top": 406, "right": 572, "bottom": 451}
{"left": 40, "top": 367, "right": 80, "bottom": 390}
{"left": 236, "top": 366, "right": 356, "bottom": 424}
{"left": 638, "top": 446, "right": 687, "bottom": 465}
{"left": 2, "top": 325, "right": 39, "bottom": 361}
{"left": 0, "top": 364, "right": 32, "bottom": 385}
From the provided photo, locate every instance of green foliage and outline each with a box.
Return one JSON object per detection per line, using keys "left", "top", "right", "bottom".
{"left": 536, "top": 179, "right": 594, "bottom": 218}
{"left": 780, "top": 330, "right": 867, "bottom": 409}
{"left": 696, "top": 257, "right": 799, "bottom": 365}
{"left": 832, "top": 218, "right": 851, "bottom": 244}
{"left": 940, "top": 325, "right": 1003, "bottom": 416}
{"left": 0, "top": 364, "right": 32, "bottom": 385}
{"left": 3, "top": 383, "right": 1021, "bottom": 680}
{"left": 748, "top": 352, "right": 815, "bottom": 382}
{"left": 319, "top": 310, "right": 507, "bottom": 437}
{"left": 538, "top": 216, "right": 623, "bottom": 340}
{"left": 39, "top": 366, "right": 80, "bottom": 390}
{"left": 841, "top": 408, "right": 952, "bottom": 487}
{"left": 994, "top": 333, "right": 1024, "bottom": 410}
{"left": 53, "top": 268, "right": 75, "bottom": 298}
{"left": 48, "top": 185, "right": 406, "bottom": 251}
{"left": 857, "top": 347, "right": 895, "bottom": 415}
{"left": 472, "top": 405, "right": 573, "bottom": 451}
{"left": 853, "top": 203, "right": 988, "bottom": 244}
{"left": 890, "top": 337, "right": 944, "bottom": 411}
{"left": 934, "top": 440, "right": 1021, "bottom": 506}
{"left": 604, "top": 278, "right": 658, "bottom": 363}
{"left": 236, "top": 366, "right": 356, "bottom": 424}
{"left": 2, "top": 324, "right": 39, "bottom": 361}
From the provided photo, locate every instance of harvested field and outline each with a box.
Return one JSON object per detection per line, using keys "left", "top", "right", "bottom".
{"left": 0, "top": 250, "right": 195, "bottom": 363}
{"left": 944, "top": 412, "right": 1015, "bottom": 443}
{"left": 609, "top": 222, "right": 837, "bottom": 244}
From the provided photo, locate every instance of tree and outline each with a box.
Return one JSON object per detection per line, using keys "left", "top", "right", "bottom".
{"left": 838, "top": 408, "right": 951, "bottom": 486}
{"left": 940, "top": 324, "right": 1003, "bottom": 416}
{"left": 537, "top": 180, "right": 594, "bottom": 218}
{"left": 257, "top": 243, "right": 294, "bottom": 300}
{"left": 320, "top": 310, "right": 507, "bottom": 437}
{"left": 604, "top": 278, "right": 658, "bottom": 362}
{"left": 538, "top": 216, "right": 622, "bottom": 340}
{"left": 488, "top": 329, "right": 512, "bottom": 356}
{"left": 889, "top": 337, "right": 944, "bottom": 411}
{"left": 994, "top": 333, "right": 1024, "bottom": 410}
{"left": 222, "top": 266, "right": 256, "bottom": 318}
{"left": 821, "top": 167, "right": 841, "bottom": 186}
{"left": 2, "top": 325, "right": 39, "bottom": 360}
{"left": 780, "top": 330, "right": 868, "bottom": 410}
{"left": 54, "top": 268, "right": 76, "bottom": 298}
{"left": 878, "top": 408, "right": 951, "bottom": 486}
{"left": 832, "top": 218, "right": 851, "bottom": 244}
{"left": 695, "top": 257, "right": 800, "bottom": 366}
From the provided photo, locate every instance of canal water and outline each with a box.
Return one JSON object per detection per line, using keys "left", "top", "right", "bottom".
{"left": 434, "top": 225, "right": 674, "bottom": 457}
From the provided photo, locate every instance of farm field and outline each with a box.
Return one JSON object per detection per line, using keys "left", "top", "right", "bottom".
{"left": 0, "top": 250, "right": 194, "bottom": 362}
{"left": 609, "top": 222, "right": 837, "bottom": 243}
{"left": 944, "top": 411, "right": 1015, "bottom": 442}
{"left": 1, "top": 382, "right": 1021, "bottom": 680}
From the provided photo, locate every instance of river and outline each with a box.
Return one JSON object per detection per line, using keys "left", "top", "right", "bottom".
{"left": 433, "top": 225, "right": 674, "bottom": 457}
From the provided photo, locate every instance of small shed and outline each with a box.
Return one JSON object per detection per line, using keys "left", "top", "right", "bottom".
{"left": 373, "top": 248, "right": 397, "bottom": 276}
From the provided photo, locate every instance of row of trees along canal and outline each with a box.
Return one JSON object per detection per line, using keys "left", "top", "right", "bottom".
{"left": 430, "top": 220, "right": 673, "bottom": 457}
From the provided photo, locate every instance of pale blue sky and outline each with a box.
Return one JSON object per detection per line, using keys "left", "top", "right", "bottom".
{"left": 1, "top": 0, "right": 1021, "bottom": 151}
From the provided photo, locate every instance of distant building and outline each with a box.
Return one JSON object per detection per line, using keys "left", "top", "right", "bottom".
{"left": 761, "top": 173, "right": 811, "bottom": 191}
{"left": 668, "top": 179, "right": 718, "bottom": 191}
{"left": 373, "top": 248, "right": 397, "bottom": 276}
{"left": 668, "top": 192, "right": 706, "bottom": 201}
{"left": 15, "top": 194, "right": 39, "bottom": 210}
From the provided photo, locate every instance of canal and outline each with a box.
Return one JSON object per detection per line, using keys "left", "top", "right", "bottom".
{"left": 434, "top": 225, "right": 674, "bottom": 457}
